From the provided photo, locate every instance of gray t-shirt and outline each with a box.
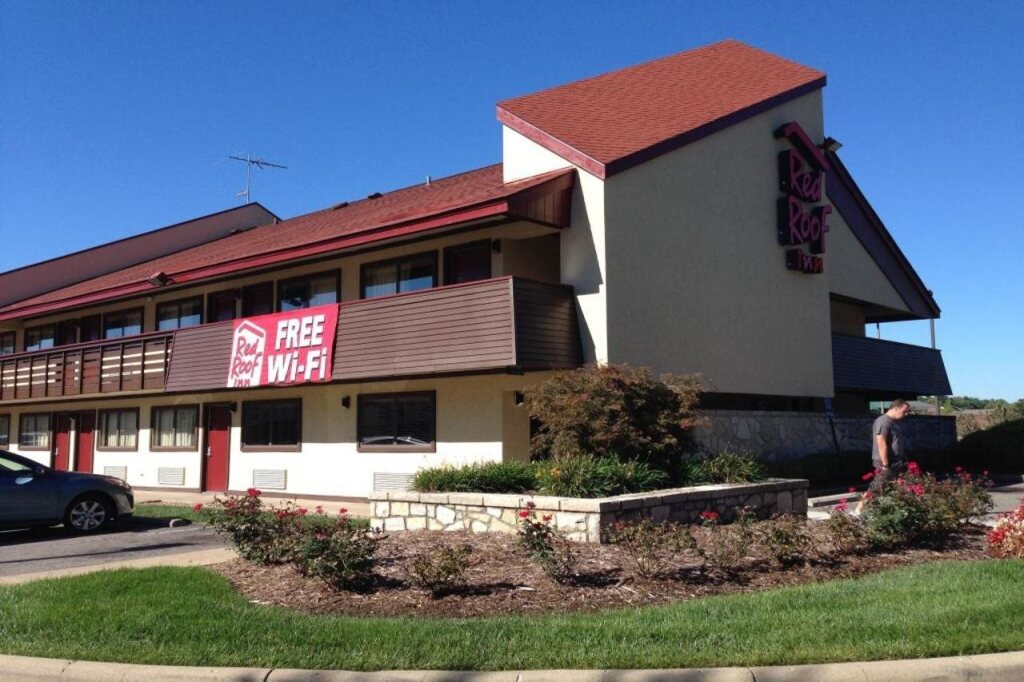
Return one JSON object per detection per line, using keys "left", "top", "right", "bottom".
{"left": 871, "top": 414, "right": 904, "bottom": 466}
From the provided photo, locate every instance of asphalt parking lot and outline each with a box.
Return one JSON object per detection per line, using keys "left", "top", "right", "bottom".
{"left": 0, "top": 517, "right": 227, "bottom": 579}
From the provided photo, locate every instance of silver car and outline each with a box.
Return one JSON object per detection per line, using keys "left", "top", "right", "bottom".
{"left": 0, "top": 450, "right": 134, "bottom": 532}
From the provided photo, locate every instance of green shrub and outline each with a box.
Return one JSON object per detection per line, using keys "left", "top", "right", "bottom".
{"left": 525, "top": 364, "right": 703, "bottom": 477}
{"left": 411, "top": 460, "right": 537, "bottom": 493}
{"left": 294, "top": 514, "right": 380, "bottom": 591}
{"left": 201, "top": 489, "right": 304, "bottom": 565}
{"left": 757, "top": 514, "right": 812, "bottom": 567}
{"left": 821, "top": 502, "right": 868, "bottom": 556}
{"left": 534, "top": 456, "right": 669, "bottom": 498}
{"left": 407, "top": 543, "right": 473, "bottom": 598}
{"left": 684, "top": 450, "right": 765, "bottom": 485}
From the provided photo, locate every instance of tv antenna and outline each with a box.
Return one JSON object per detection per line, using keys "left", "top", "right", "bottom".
{"left": 228, "top": 153, "right": 287, "bottom": 204}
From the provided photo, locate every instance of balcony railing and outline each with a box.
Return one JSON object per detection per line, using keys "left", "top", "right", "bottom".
{"left": 832, "top": 333, "right": 951, "bottom": 396}
{"left": 0, "top": 332, "right": 174, "bottom": 401}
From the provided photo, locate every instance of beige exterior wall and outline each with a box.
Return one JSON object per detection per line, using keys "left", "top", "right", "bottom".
{"left": 830, "top": 299, "right": 866, "bottom": 336}
{"left": 4, "top": 372, "right": 552, "bottom": 498}
{"left": 603, "top": 91, "right": 834, "bottom": 397}
{"left": 825, "top": 207, "right": 910, "bottom": 313}
{"left": 503, "top": 127, "right": 610, "bottom": 363}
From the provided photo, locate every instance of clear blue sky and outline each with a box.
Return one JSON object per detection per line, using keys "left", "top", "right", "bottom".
{"left": 1, "top": 2, "right": 1021, "bottom": 400}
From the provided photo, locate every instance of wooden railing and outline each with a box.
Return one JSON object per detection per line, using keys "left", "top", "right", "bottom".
{"left": 0, "top": 332, "right": 174, "bottom": 401}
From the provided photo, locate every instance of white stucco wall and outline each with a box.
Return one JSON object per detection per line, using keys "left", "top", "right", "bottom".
{"left": 4, "top": 373, "right": 550, "bottom": 498}
{"left": 825, "top": 207, "right": 911, "bottom": 314}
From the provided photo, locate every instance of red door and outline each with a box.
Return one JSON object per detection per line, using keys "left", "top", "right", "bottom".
{"left": 53, "top": 413, "right": 72, "bottom": 471}
{"left": 74, "top": 411, "right": 96, "bottom": 473}
{"left": 203, "top": 405, "right": 232, "bottom": 492}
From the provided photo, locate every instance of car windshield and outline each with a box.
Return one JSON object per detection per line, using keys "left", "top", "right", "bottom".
{"left": 0, "top": 454, "right": 33, "bottom": 475}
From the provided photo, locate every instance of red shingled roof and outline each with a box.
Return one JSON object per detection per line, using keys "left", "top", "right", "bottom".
{"left": 0, "top": 164, "right": 573, "bottom": 319}
{"left": 498, "top": 39, "right": 826, "bottom": 179}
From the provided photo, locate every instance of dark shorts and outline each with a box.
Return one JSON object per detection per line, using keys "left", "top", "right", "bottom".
{"left": 868, "top": 460, "right": 907, "bottom": 494}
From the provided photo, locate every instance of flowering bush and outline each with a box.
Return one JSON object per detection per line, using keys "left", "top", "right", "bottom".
{"left": 407, "top": 543, "right": 473, "bottom": 597}
{"left": 822, "top": 499, "right": 867, "bottom": 556}
{"left": 516, "top": 502, "right": 577, "bottom": 583}
{"left": 697, "top": 507, "right": 753, "bottom": 574}
{"left": 988, "top": 500, "right": 1024, "bottom": 559}
{"left": 605, "top": 517, "right": 697, "bottom": 579}
{"left": 294, "top": 509, "right": 380, "bottom": 591}
{"left": 758, "top": 513, "right": 812, "bottom": 567}
{"left": 862, "top": 463, "right": 993, "bottom": 549}
{"left": 201, "top": 488, "right": 306, "bottom": 564}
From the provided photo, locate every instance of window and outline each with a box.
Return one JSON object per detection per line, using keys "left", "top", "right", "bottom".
{"left": 242, "top": 399, "right": 301, "bottom": 449}
{"left": 97, "top": 409, "right": 139, "bottom": 450}
{"left": 277, "top": 271, "right": 339, "bottom": 311}
{"left": 358, "top": 392, "right": 436, "bottom": 450}
{"left": 361, "top": 252, "right": 437, "bottom": 299}
{"left": 0, "top": 414, "right": 9, "bottom": 447}
{"left": 242, "top": 282, "right": 274, "bottom": 317}
{"left": 103, "top": 308, "right": 143, "bottom": 339}
{"left": 18, "top": 413, "right": 50, "bottom": 449}
{"left": 0, "top": 332, "right": 15, "bottom": 356}
{"left": 24, "top": 325, "right": 55, "bottom": 352}
{"left": 151, "top": 406, "right": 199, "bottom": 450}
{"left": 56, "top": 320, "right": 79, "bottom": 346}
{"left": 444, "top": 241, "right": 492, "bottom": 285}
{"left": 156, "top": 297, "right": 203, "bottom": 331}
{"left": 0, "top": 453, "right": 32, "bottom": 475}
{"left": 80, "top": 315, "right": 102, "bottom": 343}
{"left": 207, "top": 289, "right": 239, "bottom": 323}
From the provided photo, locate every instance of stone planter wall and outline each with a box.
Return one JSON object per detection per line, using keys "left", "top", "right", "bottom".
{"left": 369, "top": 478, "right": 808, "bottom": 543}
{"left": 697, "top": 411, "right": 957, "bottom": 461}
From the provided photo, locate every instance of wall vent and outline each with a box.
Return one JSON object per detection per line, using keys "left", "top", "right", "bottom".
{"left": 373, "top": 472, "right": 414, "bottom": 492}
{"left": 103, "top": 466, "right": 127, "bottom": 481}
{"left": 157, "top": 467, "right": 186, "bottom": 486}
{"left": 253, "top": 469, "right": 287, "bottom": 490}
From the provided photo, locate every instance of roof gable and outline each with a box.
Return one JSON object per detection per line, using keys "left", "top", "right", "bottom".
{"left": 498, "top": 39, "right": 826, "bottom": 179}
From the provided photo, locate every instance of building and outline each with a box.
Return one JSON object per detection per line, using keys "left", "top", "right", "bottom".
{"left": 0, "top": 40, "right": 952, "bottom": 498}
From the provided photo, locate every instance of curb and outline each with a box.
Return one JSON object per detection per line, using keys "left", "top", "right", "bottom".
{"left": 3, "top": 651, "right": 1024, "bottom": 681}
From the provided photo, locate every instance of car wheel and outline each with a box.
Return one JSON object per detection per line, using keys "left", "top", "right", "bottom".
{"left": 64, "top": 494, "right": 113, "bottom": 533}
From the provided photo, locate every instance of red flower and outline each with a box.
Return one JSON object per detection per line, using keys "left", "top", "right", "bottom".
{"left": 315, "top": 505, "right": 324, "bottom": 514}
{"left": 907, "top": 461, "right": 922, "bottom": 475}
{"left": 954, "top": 466, "right": 964, "bottom": 473}
{"left": 848, "top": 487, "right": 857, "bottom": 493}
{"left": 833, "top": 498, "right": 849, "bottom": 512}
{"left": 910, "top": 484, "right": 926, "bottom": 497}
{"left": 298, "top": 507, "right": 308, "bottom": 516}
{"left": 862, "top": 471, "right": 875, "bottom": 481}
{"left": 192, "top": 503, "right": 204, "bottom": 512}
{"left": 518, "top": 509, "right": 531, "bottom": 519}
{"left": 863, "top": 490, "right": 875, "bottom": 500}
{"left": 700, "top": 509, "right": 719, "bottom": 521}
{"left": 541, "top": 514, "right": 553, "bottom": 523}
{"left": 983, "top": 470, "right": 991, "bottom": 477}
{"left": 338, "top": 507, "right": 348, "bottom": 515}
{"left": 246, "top": 487, "right": 261, "bottom": 497}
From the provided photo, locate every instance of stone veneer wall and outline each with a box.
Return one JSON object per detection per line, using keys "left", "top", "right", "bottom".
{"left": 697, "top": 411, "right": 957, "bottom": 461}
{"left": 370, "top": 478, "right": 808, "bottom": 544}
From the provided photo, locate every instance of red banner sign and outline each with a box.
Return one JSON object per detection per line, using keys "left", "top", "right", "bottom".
{"left": 226, "top": 305, "right": 339, "bottom": 388}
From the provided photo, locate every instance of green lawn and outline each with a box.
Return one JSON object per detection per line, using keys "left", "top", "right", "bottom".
{"left": 2, "top": 561, "right": 1023, "bottom": 670}
{"left": 132, "top": 504, "right": 205, "bottom": 523}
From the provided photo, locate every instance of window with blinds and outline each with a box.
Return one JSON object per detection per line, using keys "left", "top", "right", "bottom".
{"left": 360, "top": 252, "right": 437, "bottom": 299}
{"left": 18, "top": 413, "right": 50, "bottom": 449}
{"left": 241, "top": 399, "right": 301, "bottom": 450}
{"left": 357, "top": 392, "right": 436, "bottom": 450}
{"left": 277, "top": 271, "right": 339, "bottom": 311}
{"left": 97, "top": 409, "right": 139, "bottom": 450}
{"left": 156, "top": 297, "right": 203, "bottom": 331}
{"left": 151, "top": 406, "right": 199, "bottom": 450}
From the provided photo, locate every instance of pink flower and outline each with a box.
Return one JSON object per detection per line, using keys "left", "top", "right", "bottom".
{"left": 246, "top": 487, "right": 261, "bottom": 498}
{"left": 518, "top": 509, "right": 531, "bottom": 519}
{"left": 911, "top": 484, "right": 926, "bottom": 497}
{"left": 983, "top": 470, "right": 991, "bottom": 477}
{"left": 338, "top": 507, "right": 348, "bottom": 515}
{"left": 314, "top": 505, "right": 324, "bottom": 514}
{"left": 700, "top": 509, "right": 719, "bottom": 522}
{"left": 862, "top": 471, "right": 875, "bottom": 481}
{"left": 297, "top": 507, "right": 308, "bottom": 516}
{"left": 954, "top": 466, "right": 964, "bottom": 473}
{"left": 863, "top": 490, "right": 875, "bottom": 501}
{"left": 834, "top": 498, "right": 849, "bottom": 512}
{"left": 848, "top": 487, "right": 857, "bottom": 493}
{"left": 192, "top": 503, "right": 204, "bottom": 512}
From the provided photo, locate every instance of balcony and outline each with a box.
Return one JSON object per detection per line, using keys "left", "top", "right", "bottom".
{"left": 0, "top": 333, "right": 173, "bottom": 402}
{"left": 832, "top": 333, "right": 952, "bottom": 397}
{"left": 164, "top": 277, "right": 582, "bottom": 392}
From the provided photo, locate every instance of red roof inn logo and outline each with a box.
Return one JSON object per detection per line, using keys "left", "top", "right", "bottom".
{"left": 775, "top": 122, "right": 831, "bottom": 274}
{"left": 227, "top": 305, "right": 339, "bottom": 388}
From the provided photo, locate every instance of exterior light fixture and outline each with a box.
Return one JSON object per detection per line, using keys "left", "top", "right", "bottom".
{"left": 822, "top": 137, "right": 843, "bottom": 152}
{"left": 341, "top": 396, "right": 351, "bottom": 409}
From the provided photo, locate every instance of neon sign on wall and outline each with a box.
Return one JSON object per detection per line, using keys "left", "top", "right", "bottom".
{"left": 775, "top": 122, "right": 831, "bottom": 274}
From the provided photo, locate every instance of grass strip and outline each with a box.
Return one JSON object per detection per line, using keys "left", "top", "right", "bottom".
{"left": 1, "top": 560, "right": 1023, "bottom": 670}
{"left": 132, "top": 504, "right": 205, "bottom": 523}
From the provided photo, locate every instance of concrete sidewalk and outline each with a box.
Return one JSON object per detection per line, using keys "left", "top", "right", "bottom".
{"left": 3, "top": 651, "right": 1024, "bottom": 681}
{"left": 134, "top": 489, "right": 370, "bottom": 518}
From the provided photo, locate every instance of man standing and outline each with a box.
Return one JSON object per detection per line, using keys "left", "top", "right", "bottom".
{"left": 855, "top": 398, "right": 911, "bottom": 514}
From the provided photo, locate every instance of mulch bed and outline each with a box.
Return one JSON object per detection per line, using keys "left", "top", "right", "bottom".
{"left": 210, "top": 524, "right": 990, "bottom": 619}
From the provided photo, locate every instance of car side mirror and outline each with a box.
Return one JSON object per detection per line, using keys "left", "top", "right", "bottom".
{"left": 32, "top": 465, "right": 49, "bottom": 477}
